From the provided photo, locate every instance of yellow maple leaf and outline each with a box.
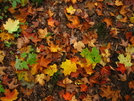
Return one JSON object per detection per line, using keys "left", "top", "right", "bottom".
{"left": 3, "top": 18, "right": 20, "bottom": 33}
{"left": 44, "top": 64, "right": 57, "bottom": 76}
{"left": 61, "top": 59, "right": 77, "bottom": 76}
{"left": 130, "top": 17, "right": 134, "bottom": 23}
{"left": 35, "top": 74, "right": 46, "bottom": 86}
{"left": 0, "top": 89, "right": 19, "bottom": 101}
{"left": 0, "top": 32, "right": 14, "bottom": 41}
{"left": 66, "top": 6, "right": 76, "bottom": 15}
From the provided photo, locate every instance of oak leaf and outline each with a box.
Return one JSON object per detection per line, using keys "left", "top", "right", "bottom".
{"left": 0, "top": 89, "right": 19, "bottom": 101}
{"left": 7, "top": 78, "right": 19, "bottom": 89}
{"left": 0, "top": 66, "right": 6, "bottom": 75}
{"left": 3, "top": 18, "right": 20, "bottom": 33}
{"left": 61, "top": 59, "right": 77, "bottom": 76}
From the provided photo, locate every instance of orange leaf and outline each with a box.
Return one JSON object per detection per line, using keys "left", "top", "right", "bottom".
{"left": 43, "top": 95, "right": 54, "bottom": 101}
{"left": 102, "top": 18, "right": 112, "bottom": 28}
{"left": 116, "top": 63, "right": 126, "bottom": 74}
{"left": 47, "top": 17, "right": 59, "bottom": 27}
{"left": 0, "top": 89, "right": 19, "bottom": 101}
{"left": 80, "top": 84, "right": 88, "bottom": 92}
{"left": 39, "top": 56, "right": 52, "bottom": 68}
{"left": 20, "top": 87, "right": 33, "bottom": 96}
{"left": 63, "top": 92, "right": 74, "bottom": 100}
{"left": 115, "top": 0, "right": 123, "bottom": 6}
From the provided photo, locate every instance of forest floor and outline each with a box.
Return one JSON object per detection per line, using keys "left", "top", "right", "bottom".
{"left": 0, "top": 0, "right": 134, "bottom": 101}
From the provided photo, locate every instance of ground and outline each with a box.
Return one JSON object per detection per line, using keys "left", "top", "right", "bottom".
{"left": 0, "top": 0, "right": 134, "bottom": 101}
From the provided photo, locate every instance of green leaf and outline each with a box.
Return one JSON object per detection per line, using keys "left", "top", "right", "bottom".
{"left": 0, "top": 85, "right": 5, "bottom": 93}
{"left": 20, "top": 52, "right": 27, "bottom": 58}
{"left": 81, "top": 47, "right": 101, "bottom": 64}
{"left": 27, "top": 53, "right": 37, "bottom": 65}
{"left": 12, "top": 1, "right": 17, "bottom": 8}
{"left": 118, "top": 53, "right": 132, "bottom": 67}
{"left": 20, "top": 61, "right": 28, "bottom": 69}
{"left": 15, "top": 58, "right": 22, "bottom": 70}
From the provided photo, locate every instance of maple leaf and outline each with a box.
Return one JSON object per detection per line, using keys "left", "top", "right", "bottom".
{"left": 100, "top": 66, "right": 111, "bottom": 75}
{"left": 115, "top": 0, "right": 123, "bottom": 6}
{"left": 39, "top": 56, "right": 52, "bottom": 68}
{"left": 47, "top": 17, "right": 59, "bottom": 27}
{"left": 118, "top": 53, "right": 132, "bottom": 67}
{"left": 65, "top": 13, "right": 80, "bottom": 28}
{"left": 60, "top": 59, "right": 77, "bottom": 76}
{"left": 35, "top": 74, "right": 46, "bottom": 86}
{"left": 73, "top": 41, "right": 85, "bottom": 52}
{"left": 116, "top": 63, "right": 126, "bottom": 74}
{"left": 20, "top": 87, "right": 33, "bottom": 96}
{"left": 44, "top": 64, "right": 57, "bottom": 76}
{"left": 38, "top": 27, "right": 48, "bottom": 39}
{"left": 84, "top": 64, "right": 95, "bottom": 75}
{"left": 3, "top": 18, "right": 20, "bottom": 33}
{"left": 80, "top": 47, "right": 101, "bottom": 68}
{"left": 66, "top": 5, "right": 76, "bottom": 15}
{"left": 66, "top": 84, "right": 78, "bottom": 93}
{"left": 62, "top": 92, "right": 74, "bottom": 100}
{"left": 0, "top": 32, "right": 14, "bottom": 41}
{"left": 0, "top": 89, "right": 19, "bottom": 101}
{"left": 63, "top": 77, "right": 72, "bottom": 84}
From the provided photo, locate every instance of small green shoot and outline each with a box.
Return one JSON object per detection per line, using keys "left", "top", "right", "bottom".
{"left": 0, "top": 81, "right": 5, "bottom": 93}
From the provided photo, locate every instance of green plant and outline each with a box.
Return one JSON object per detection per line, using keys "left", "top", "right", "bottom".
{"left": 0, "top": 81, "right": 5, "bottom": 93}
{"left": 5, "top": 0, "right": 21, "bottom": 8}
{"left": 4, "top": 41, "right": 12, "bottom": 47}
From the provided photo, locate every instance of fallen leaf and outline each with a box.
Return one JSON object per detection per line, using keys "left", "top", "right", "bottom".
{"left": 82, "top": 95, "right": 92, "bottom": 101}
{"left": 3, "top": 18, "right": 20, "bottom": 33}
{"left": 35, "top": 73, "right": 46, "bottom": 86}
{"left": 38, "top": 27, "right": 48, "bottom": 39}
{"left": 47, "top": 17, "right": 59, "bottom": 27}
{"left": 128, "top": 81, "right": 134, "bottom": 89}
{"left": 116, "top": 63, "right": 126, "bottom": 74}
{"left": 0, "top": 89, "right": 19, "bottom": 101}
{"left": 119, "top": 39, "right": 128, "bottom": 47}
{"left": 73, "top": 41, "right": 85, "bottom": 52}
{"left": 130, "top": 17, "right": 134, "bottom": 23}
{"left": 100, "top": 66, "right": 111, "bottom": 75}
{"left": 85, "top": 1, "right": 95, "bottom": 10}
{"left": 48, "top": 9, "right": 54, "bottom": 17}
{"left": 66, "top": 5, "right": 76, "bottom": 15}
{"left": 44, "top": 64, "right": 57, "bottom": 76}
{"left": 102, "top": 18, "right": 112, "bottom": 28}
{"left": 63, "top": 77, "right": 72, "bottom": 84}
{"left": 0, "top": 51, "right": 5, "bottom": 64}
{"left": 0, "top": 66, "right": 7, "bottom": 75}
{"left": 66, "top": 84, "right": 78, "bottom": 93}
{"left": 63, "top": 92, "right": 74, "bottom": 100}
{"left": 83, "top": 64, "right": 95, "bottom": 75}
{"left": 61, "top": 59, "right": 77, "bottom": 76}
{"left": 39, "top": 56, "right": 52, "bottom": 68}
{"left": 20, "top": 87, "right": 33, "bottom": 96}
{"left": 119, "top": 6, "right": 127, "bottom": 16}
{"left": 0, "top": 32, "right": 14, "bottom": 41}
{"left": 115, "top": 0, "right": 123, "bottom": 6}
{"left": 7, "top": 78, "right": 19, "bottom": 89}
{"left": 43, "top": 95, "right": 54, "bottom": 101}
{"left": 80, "top": 84, "right": 88, "bottom": 92}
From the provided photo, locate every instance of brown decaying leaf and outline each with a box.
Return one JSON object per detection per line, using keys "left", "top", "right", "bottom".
{"left": 0, "top": 66, "right": 7, "bottom": 75}
{"left": 119, "top": 39, "right": 128, "bottom": 47}
{"left": 20, "top": 87, "right": 33, "bottom": 96}
{"left": 7, "top": 78, "right": 19, "bottom": 89}
{"left": 85, "top": 1, "right": 95, "bottom": 10}
{"left": 0, "top": 51, "right": 5, "bottom": 64}
{"left": 128, "top": 81, "right": 134, "bottom": 89}
{"left": 66, "top": 84, "right": 78, "bottom": 93}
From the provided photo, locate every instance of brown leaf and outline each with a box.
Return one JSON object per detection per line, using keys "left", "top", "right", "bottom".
{"left": 66, "top": 84, "right": 78, "bottom": 93}
{"left": 63, "top": 77, "right": 72, "bottom": 84}
{"left": 115, "top": 0, "right": 123, "bottom": 6}
{"left": 73, "top": 41, "right": 85, "bottom": 52}
{"left": 20, "top": 87, "right": 33, "bottom": 96}
{"left": 7, "top": 78, "right": 19, "bottom": 89}
{"left": 119, "top": 39, "right": 128, "bottom": 47}
{"left": 39, "top": 56, "right": 52, "bottom": 68}
{"left": 85, "top": 1, "right": 95, "bottom": 10}
{"left": 119, "top": 6, "right": 127, "bottom": 16}
{"left": 0, "top": 51, "right": 5, "bottom": 64}
{"left": 0, "top": 66, "right": 7, "bottom": 75}
{"left": 129, "top": 81, "right": 134, "bottom": 89}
